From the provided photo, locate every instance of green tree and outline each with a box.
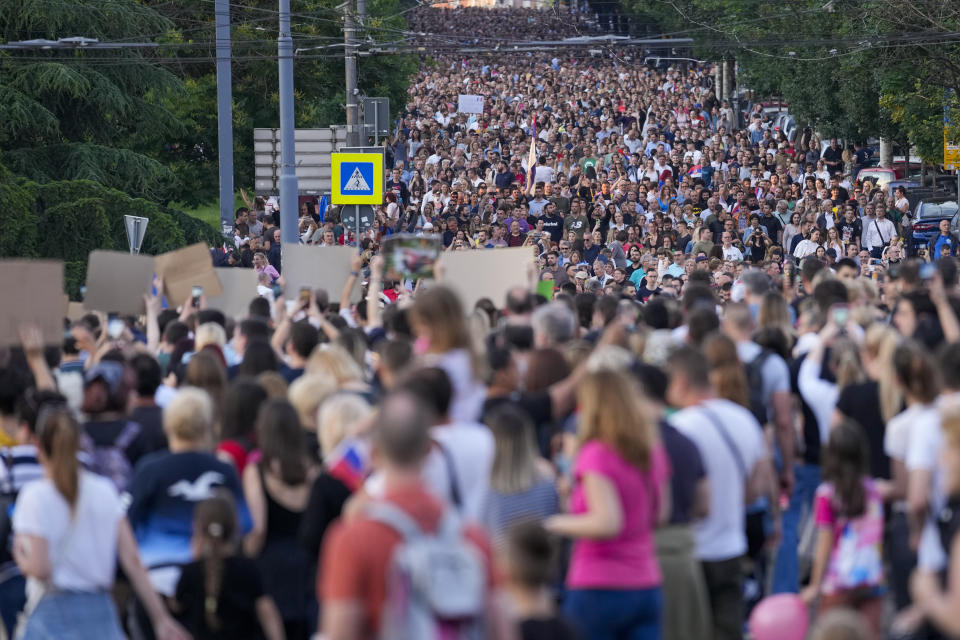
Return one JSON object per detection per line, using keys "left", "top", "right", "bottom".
{"left": 618, "top": 0, "right": 960, "bottom": 158}
{"left": 138, "top": 0, "right": 417, "bottom": 206}
{"left": 0, "top": 0, "right": 185, "bottom": 200}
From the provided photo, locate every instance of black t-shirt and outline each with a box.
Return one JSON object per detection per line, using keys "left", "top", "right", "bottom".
{"left": 659, "top": 421, "right": 705, "bottom": 525}
{"left": 822, "top": 146, "right": 842, "bottom": 169}
{"left": 483, "top": 391, "right": 554, "bottom": 458}
{"left": 127, "top": 406, "right": 168, "bottom": 465}
{"left": 521, "top": 617, "right": 581, "bottom": 640}
{"left": 541, "top": 214, "right": 564, "bottom": 243}
{"left": 636, "top": 283, "right": 661, "bottom": 302}
{"left": 759, "top": 214, "right": 782, "bottom": 239}
{"left": 789, "top": 353, "right": 823, "bottom": 466}
{"left": 837, "top": 218, "right": 862, "bottom": 246}
{"left": 176, "top": 555, "right": 266, "bottom": 640}
{"left": 279, "top": 364, "right": 304, "bottom": 384}
{"left": 483, "top": 392, "right": 552, "bottom": 428}
{"left": 835, "top": 380, "right": 892, "bottom": 480}
{"left": 298, "top": 472, "right": 352, "bottom": 563}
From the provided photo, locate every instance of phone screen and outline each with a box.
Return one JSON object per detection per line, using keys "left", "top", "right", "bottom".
{"left": 831, "top": 304, "right": 850, "bottom": 326}
{"left": 107, "top": 318, "right": 124, "bottom": 340}
{"left": 191, "top": 285, "right": 203, "bottom": 308}
{"left": 299, "top": 287, "right": 311, "bottom": 308}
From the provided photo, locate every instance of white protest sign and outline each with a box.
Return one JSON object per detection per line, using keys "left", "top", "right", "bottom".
{"left": 457, "top": 94, "right": 485, "bottom": 114}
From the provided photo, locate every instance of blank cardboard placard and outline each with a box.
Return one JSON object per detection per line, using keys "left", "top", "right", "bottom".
{"left": 66, "top": 302, "right": 86, "bottom": 322}
{"left": 282, "top": 245, "right": 361, "bottom": 303}
{"left": 457, "top": 94, "right": 484, "bottom": 114}
{"left": 207, "top": 268, "right": 260, "bottom": 319}
{"left": 0, "top": 260, "right": 64, "bottom": 346}
{"left": 154, "top": 243, "right": 222, "bottom": 307}
{"left": 83, "top": 251, "right": 156, "bottom": 315}
{"left": 442, "top": 247, "right": 535, "bottom": 310}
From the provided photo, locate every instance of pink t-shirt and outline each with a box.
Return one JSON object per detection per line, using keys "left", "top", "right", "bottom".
{"left": 567, "top": 440, "right": 670, "bottom": 589}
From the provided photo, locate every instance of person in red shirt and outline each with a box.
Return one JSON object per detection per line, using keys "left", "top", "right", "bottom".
{"left": 320, "top": 390, "right": 510, "bottom": 640}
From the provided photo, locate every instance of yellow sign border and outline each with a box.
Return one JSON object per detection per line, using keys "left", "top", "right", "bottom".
{"left": 331, "top": 152, "right": 384, "bottom": 204}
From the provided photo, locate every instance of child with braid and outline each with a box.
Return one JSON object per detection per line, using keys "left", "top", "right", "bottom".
{"left": 173, "top": 494, "right": 285, "bottom": 640}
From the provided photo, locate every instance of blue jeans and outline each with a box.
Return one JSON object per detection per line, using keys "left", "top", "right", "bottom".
{"left": 771, "top": 463, "right": 821, "bottom": 594}
{"left": 21, "top": 591, "right": 125, "bottom": 640}
{"left": 564, "top": 587, "right": 662, "bottom": 640}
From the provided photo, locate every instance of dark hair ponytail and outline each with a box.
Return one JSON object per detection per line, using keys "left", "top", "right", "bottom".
{"left": 193, "top": 494, "right": 237, "bottom": 633}
{"left": 824, "top": 420, "right": 869, "bottom": 518}
{"left": 38, "top": 408, "right": 80, "bottom": 511}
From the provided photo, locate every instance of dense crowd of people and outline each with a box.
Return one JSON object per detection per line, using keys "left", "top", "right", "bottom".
{"left": 3, "top": 5, "right": 960, "bottom": 640}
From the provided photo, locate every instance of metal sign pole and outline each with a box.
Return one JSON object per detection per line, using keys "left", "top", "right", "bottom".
{"left": 133, "top": 218, "right": 141, "bottom": 254}
{"left": 355, "top": 204, "right": 361, "bottom": 253}
{"left": 374, "top": 106, "right": 379, "bottom": 147}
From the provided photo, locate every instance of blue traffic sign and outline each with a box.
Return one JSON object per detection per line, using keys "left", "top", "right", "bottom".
{"left": 331, "top": 153, "right": 383, "bottom": 204}
{"left": 340, "top": 161, "right": 374, "bottom": 196}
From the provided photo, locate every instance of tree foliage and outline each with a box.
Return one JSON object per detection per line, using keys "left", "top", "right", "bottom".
{"left": 619, "top": 0, "right": 960, "bottom": 161}
{"left": 0, "top": 159, "right": 220, "bottom": 298}
{"left": 137, "top": 0, "right": 417, "bottom": 206}
{"left": 0, "top": 0, "right": 417, "bottom": 289}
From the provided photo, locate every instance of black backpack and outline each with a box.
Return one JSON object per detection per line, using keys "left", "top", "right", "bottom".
{"left": 746, "top": 350, "right": 773, "bottom": 426}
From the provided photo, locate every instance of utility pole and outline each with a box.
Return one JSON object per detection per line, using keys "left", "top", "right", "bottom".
{"left": 215, "top": 0, "right": 234, "bottom": 239}
{"left": 344, "top": 1, "right": 361, "bottom": 146}
{"left": 278, "top": 0, "right": 299, "bottom": 244}
{"left": 357, "top": 0, "right": 366, "bottom": 24}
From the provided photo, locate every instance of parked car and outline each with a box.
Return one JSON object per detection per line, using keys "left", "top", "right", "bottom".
{"left": 856, "top": 165, "right": 920, "bottom": 194}
{"left": 910, "top": 197, "right": 959, "bottom": 253}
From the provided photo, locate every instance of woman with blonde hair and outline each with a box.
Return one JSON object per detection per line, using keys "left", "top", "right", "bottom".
{"left": 306, "top": 344, "right": 365, "bottom": 387}
{"left": 287, "top": 371, "right": 339, "bottom": 461}
{"left": 757, "top": 291, "right": 795, "bottom": 349}
{"left": 546, "top": 369, "right": 670, "bottom": 639}
{"left": 409, "top": 285, "right": 486, "bottom": 423}
{"left": 484, "top": 403, "right": 558, "bottom": 548}
{"left": 299, "top": 393, "right": 373, "bottom": 563}
{"left": 835, "top": 324, "right": 902, "bottom": 480}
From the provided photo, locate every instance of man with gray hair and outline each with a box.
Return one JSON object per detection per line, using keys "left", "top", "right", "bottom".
{"left": 738, "top": 269, "right": 771, "bottom": 307}
{"left": 531, "top": 301, "right": 576, "bottom": 348}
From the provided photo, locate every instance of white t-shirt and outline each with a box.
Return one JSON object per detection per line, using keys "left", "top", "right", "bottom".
{"left": 721, "top": 245, "right": 744, "bottom": 262}
{"left": 914, "top": 395, "right": 954, "bottom": 572}
{"left": 425, "top": 349, "right": 486, "bottom": 424}
{"left": 422, "top": 422, "right": 495, "bottom": 523}
{"left": 13, "top": 472, "right": 123, "bottom": 600}
{"left": 670, "top": 398, "right": 766, "bottom": 561}
{"left": 798, "top": 355, "right": 837, "bottom": 447}
{"left": 884, "top": 404, "right": 939, "bottom": 467}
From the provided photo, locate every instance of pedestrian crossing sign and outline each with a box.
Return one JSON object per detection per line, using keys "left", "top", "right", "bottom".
{"left": 331, "top": 153, "right": 383, "bottom": 204}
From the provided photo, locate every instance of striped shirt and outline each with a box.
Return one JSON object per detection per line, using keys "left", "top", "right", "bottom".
{"left": 0, "top": 445, "right": 43, "bottom": 496}
{"left": 1, "top": 445, "right": 43, "bottom": 582}
{"left": 483, "top": 477, "right": 559, "bottom": 548}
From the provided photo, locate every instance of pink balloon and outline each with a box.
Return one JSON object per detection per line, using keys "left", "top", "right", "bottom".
{"left": 749, "top": 594, "right": 809, "bottom": 640}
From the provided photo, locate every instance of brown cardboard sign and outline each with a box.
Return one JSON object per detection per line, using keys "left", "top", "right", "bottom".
{"left": 281, "top": 245, "right": 361, "bottom": 303}
{"left": 207, "top": 268, "right": 260, "bottom": 319}
{"left": 83, "top": 251, "right": 156, "bottom": 315}
{"left": 154, "top": 243, "right": 222, "bottom": 307}
{"left": 441, "top": 246, "right": 535, "bottom": 310}
{"left": 0, "top": 260, "right": 64, "bottom": 346}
